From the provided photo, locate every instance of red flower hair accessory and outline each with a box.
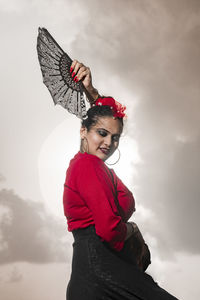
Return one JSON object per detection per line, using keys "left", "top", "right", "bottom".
{"left": 94, "top": 97, "right": 126, "bottom": 118}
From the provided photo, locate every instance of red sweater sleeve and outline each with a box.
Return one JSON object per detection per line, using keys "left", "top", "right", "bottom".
{"left": 74, "top": 155, "right": 127, "bottom": 251}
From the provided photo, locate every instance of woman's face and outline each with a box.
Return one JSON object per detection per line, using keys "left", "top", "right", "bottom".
{"left": 80, "top": 116, "right": 123, "bottom": 161}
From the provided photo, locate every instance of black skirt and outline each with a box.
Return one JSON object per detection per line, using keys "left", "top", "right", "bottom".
{"left": 66, "top": 226, "right": 179, "bottom": 300}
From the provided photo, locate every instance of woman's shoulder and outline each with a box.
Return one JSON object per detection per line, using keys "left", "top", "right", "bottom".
{"left": 66, "top": 152, "right": 109, "bottom": 185}
{"left": 69, "top": 151, "right": 104, "bottom": 170}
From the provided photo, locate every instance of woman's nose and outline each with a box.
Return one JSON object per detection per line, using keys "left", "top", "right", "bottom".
{"left": 104, "top": 135, "right": 112, "bottom": 147}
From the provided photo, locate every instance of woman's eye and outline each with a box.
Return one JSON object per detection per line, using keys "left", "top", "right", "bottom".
{"left": 98, "top": 130, "right": 107, "bottom": 137}
{"left": 112, "top": 135, "right": 120, "bottom": 142}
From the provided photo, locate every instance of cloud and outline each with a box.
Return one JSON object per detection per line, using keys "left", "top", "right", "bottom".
{"left": 0, "top": 174, "right": 6, "bottom": 182}
{"left": 0, "top": 1, "right": 199, "bottom": 299}
{"left": 1, "top": 0, "right": 199, "bottom": 266}
{"left": 67, "top": 0, "right": 200, "bottom": 257}
{"left": 139, "top": 135, "right": 200, "bottom": 255}
{"left": 0, "top": 188, "right": 71, "bottom": 264}
{"left": 0, "top": 0, "right": 28, "bottom": 13}
{"left": 6, "top": 266, "right": 23, "bottom": 283}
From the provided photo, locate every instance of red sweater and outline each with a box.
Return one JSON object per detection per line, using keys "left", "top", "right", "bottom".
{"left": 63, "top": 151, "right": 135, "bottom": 251}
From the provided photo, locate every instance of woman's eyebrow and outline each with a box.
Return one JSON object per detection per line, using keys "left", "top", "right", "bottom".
{"left": 97, "top": 128, "right": 121, "bottom": 136}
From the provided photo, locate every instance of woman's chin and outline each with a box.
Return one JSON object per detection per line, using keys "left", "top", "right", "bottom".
{"left": 87, "top": 149, "right": 113, "bottom": 161}
{"left": 96, "top": 149, "right": 109, "bottom": 161}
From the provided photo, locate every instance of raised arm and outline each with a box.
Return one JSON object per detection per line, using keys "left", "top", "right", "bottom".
{"left": 70, "top": 60, "right": 100, "bottom": 106}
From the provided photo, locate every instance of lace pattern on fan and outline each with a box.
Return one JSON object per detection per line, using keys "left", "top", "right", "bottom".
{"left": 37, "top": 27, "right": 87, "bottom": 119}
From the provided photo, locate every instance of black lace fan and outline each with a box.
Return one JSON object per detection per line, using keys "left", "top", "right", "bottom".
{"left": 37, "top": 27, "right": 87, "bottom": 119}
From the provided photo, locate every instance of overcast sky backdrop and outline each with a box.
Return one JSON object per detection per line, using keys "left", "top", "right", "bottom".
{"left": 0, "top": 0, "right": 200, "bottom": 299}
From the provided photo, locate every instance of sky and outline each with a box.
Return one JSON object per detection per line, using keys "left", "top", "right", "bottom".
{"left": 0, "top": 0, "right": 200, "bottom": 299}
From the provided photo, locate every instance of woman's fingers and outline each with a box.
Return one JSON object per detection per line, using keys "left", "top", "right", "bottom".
{"left": 73, "top": 63, "right": 84, "bottom": 77}
{"left": 77, "top": 68, "right": 90, "bottom": 81}
{"left": 70, "top": 60, "right": 85, "bottom": 77}
{"left": 70, "top": 60, "right": 92, "bottom": 88}
{"left": 70, "top": 60, "right": 78, "bottom": 74}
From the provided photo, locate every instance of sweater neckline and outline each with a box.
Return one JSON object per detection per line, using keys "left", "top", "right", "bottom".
{"left": 77, "top": 151, "right": 114, "bottom": 171}
{"left": 77, "top": 151, "right": 102, "bottom": 161}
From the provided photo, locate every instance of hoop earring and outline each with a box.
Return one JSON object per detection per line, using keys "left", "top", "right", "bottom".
{"left": 105, "top": 148, "right": 121, "bottom": 166}
{"left": 80, "top": 137, "right": 89, "bottom": 153}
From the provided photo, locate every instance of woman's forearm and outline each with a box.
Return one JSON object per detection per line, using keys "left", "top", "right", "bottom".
{"left": 87, "top": 86, "right": 99, "bottom": 100}
{"left": 84, "top": 85, "right": 100, "bottom": 106}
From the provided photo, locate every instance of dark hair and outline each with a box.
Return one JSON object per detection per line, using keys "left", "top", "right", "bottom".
{"left": 81, "top": 105, "right": 124, "bottom": 131}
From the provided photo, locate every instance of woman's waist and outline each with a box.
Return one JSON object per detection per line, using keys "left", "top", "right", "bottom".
{"left": 72, "top": 225, "right": 97, "bottom": 240}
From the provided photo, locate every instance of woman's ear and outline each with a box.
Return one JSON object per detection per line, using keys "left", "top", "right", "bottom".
{"left": 80, "top": 126, "right": 87, "bottom": 139}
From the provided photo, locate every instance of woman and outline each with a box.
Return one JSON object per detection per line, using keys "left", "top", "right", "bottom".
{"left": 63, "top": 61, "right": 179, "bottom": 300}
